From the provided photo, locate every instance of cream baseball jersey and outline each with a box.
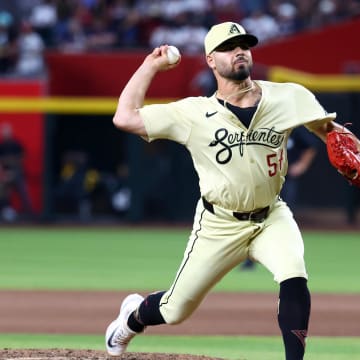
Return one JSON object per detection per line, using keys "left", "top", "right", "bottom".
{"left": 139, "top": 80, "right": 336, "bottom": 212}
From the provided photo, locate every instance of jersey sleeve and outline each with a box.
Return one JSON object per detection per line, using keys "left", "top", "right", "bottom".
{"left": 138, "top": 100, "right": 192, "bottom": 144}
{"left": 291, "top": 83, "right": 336, "bottom": 126}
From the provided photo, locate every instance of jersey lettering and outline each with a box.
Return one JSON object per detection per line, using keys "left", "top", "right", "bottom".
{"left": 209, "top": 127, "right": 285, "bottom": 164}
{"left": 267, "top": 154, "right": 277, "bottom": 176}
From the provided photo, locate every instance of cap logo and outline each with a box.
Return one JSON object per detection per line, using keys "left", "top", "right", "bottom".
{"left": 229, "top": 24, "right": 241, "bottom": 35}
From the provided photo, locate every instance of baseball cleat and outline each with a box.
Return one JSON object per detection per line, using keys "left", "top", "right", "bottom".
{"left": 105, "top": 293, "right": 144, "bottom": 356}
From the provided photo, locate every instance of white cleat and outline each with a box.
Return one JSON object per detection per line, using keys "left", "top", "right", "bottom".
{"left": 105, "top": 293, "right": 144, "bottom": 356}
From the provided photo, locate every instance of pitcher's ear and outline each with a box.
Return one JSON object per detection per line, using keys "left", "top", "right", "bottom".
{"left": 206, "top": 54, "right": 215, "bottom": 69}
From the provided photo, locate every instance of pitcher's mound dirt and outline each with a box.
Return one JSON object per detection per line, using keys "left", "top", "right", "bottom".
{"left": 0, "top": 349, "right": 226, "bottom": 360}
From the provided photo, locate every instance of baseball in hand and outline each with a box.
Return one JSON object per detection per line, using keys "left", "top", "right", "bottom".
{"left": 167, "top": 45, "right": 181, "bottom": 64}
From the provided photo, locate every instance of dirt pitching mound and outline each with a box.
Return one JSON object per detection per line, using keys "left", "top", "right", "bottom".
{"left": 0, "top": 349, "right": 226, "bottom": 360}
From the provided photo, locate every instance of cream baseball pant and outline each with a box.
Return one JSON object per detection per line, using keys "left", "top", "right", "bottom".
{"left": 159, "top": 198, "right": 308, "bottom": 324}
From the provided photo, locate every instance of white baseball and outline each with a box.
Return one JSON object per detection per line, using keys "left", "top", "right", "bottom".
{"left": 167, "top": 45, "right": 181, "bottom": 64}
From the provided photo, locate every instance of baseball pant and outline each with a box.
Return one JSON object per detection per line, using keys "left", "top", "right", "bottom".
{"left": 159, "top": 198, "right": 307, "bottom": 324}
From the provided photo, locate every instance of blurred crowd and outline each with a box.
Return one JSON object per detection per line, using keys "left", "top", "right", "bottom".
{"left": 0, "top": 0, "right": 359, "bottom": 77}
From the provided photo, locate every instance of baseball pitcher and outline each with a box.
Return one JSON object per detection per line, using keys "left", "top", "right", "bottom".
{"left": 105, "top": 22, "right": 360, "bottom": 360}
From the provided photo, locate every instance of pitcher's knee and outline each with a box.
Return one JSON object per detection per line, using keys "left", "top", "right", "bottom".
{"left": 161, "top": 307, "right": 192, "bottom": 324}
{"left": 160, "top": 300, "right": 197, "bottom": 325}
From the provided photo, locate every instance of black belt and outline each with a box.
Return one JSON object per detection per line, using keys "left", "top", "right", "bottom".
{"left": 202, "top": 197, "right": 269, "bottom": 223}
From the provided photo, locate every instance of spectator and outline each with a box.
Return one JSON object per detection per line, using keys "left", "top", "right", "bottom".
{"left": 29, "top": 0, "right": 57, "bottom": 47}
{"left": 0, "top": 123, "right": 33, "bottom": 221}
{"left": 294, "top": 0, "right": 321, "bottom": 31}
{"left": 345, "top": 185, "right": 360, "bottom": 224}
{"left": 178, "top": 12, "right": 209, "bottom": 54}
{"left": 113, "top": 8, "right": 142, "bottom": 49}
{"left": 0, "top": 159, "right": 13, "bottom": 221}
{"left": 281, "top": 126, "right": 318, "bottom": 210}
{"left": 149, "top": 11, "right": 208, "bottom": 54}
{"left": 13, "top": 20, "right": 45, "bottom": 77}
{"left": 85, "top": 16, "right": 117, "bottom": 52}
{"left": 57, "top": 17, "right": 87, "bottom": 53}
{"left": 109, "top": 163, "right": 132, "bottom": 216}
{"left": 148, "top": 17, "right": 180, "bottom": 50}
{"left": 0, "top": 11, "right": 17, "bottom": 75}
{"left": 53, "top": 0, "right": 79, "bottom": 49}
{"left": 130, "top": 1, "right": 162, "bottom": 47}
{"left": 272, "top": 2, "right": 299, "bottom": 37}
{"left": 55, "top": 150, "right": 100, "bottom": 221}
{"left": 242, "top": 8, "right": 280, "bottom": 43}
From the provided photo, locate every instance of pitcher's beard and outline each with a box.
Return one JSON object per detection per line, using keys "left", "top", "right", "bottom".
{"left": 228, "top": 66, "right": 252, "bottom": 81}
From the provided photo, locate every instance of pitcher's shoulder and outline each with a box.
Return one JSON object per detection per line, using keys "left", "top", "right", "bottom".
{"left": 175, "top": 95, "right": 215, "bottom": 110}
{"left": 258, "top": 80, "right": 306, "bottom": 89}
{"left": 257, "top": 80, "right": 311, "bottom": 95}
{"left": 176, "top": 95, "right": 213, "bottom": 104}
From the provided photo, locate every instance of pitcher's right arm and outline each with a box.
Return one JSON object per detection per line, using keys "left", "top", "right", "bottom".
{"left": 113, "top": 46, "right": 181, "bottom": 137}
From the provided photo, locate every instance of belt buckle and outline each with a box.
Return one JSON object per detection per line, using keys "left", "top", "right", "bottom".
{"left": 248, "top": 211, "right": 256, "bottom": 222}
{"left": 250, "top": 209, "right": 266, "bottom": 222}
{"left": 233, "top": 212, "right": 247, "bottom": 221}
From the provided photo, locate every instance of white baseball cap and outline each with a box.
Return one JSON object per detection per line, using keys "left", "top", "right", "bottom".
{"left": 204, "top": 22, "right": 258, "bottom": 55}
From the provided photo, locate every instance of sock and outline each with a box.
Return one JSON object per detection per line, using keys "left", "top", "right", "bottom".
{"left": 278, "top": 277, "right": 311, "bottom": 360}
{"left": 127, "top": 312, "right": 145, "bottom": 333}
{"left": 127, "top": 291, "right": 166, "bottom": 332}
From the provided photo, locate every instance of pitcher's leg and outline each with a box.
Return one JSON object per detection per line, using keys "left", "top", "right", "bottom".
{"left": 278, "top": 277, "right": 311, "bottom": 360}
{"left": 249, "top": 201, "right": 310, "bottom": 360}
{"left": 134, "top": 201, "right": 253, "bottom": 326}
{"left": 131, "top": 291, "right": 166, "bottom": 328}
{"left": 158, "top": 204, "right": 259, "bottom": 324}
{"left": 106, "top": 201, "right": 257, "bottom": 356}
{"left": 250, "top": 201, "right": 307, "bottom": 283}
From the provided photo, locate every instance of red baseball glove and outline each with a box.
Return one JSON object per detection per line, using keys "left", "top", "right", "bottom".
{"left": 326, "top": 127, "right": 360, "bottom": 187}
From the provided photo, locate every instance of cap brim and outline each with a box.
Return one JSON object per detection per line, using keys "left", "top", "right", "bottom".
{"left": 220, "top": 34, "right": 258, "bottom": 49}
{"left": 240, "top": 34, "right": 258, "bottom": 47}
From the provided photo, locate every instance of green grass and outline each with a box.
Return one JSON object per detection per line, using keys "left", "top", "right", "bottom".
{"left": 304, "top": 232, "right": 360, "bottom": 293}
{"left": 0, "top": 227, "right": 359, "bottom": 292}
{"left": 1, "top": 334, "right": 360, "bottom": 360}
